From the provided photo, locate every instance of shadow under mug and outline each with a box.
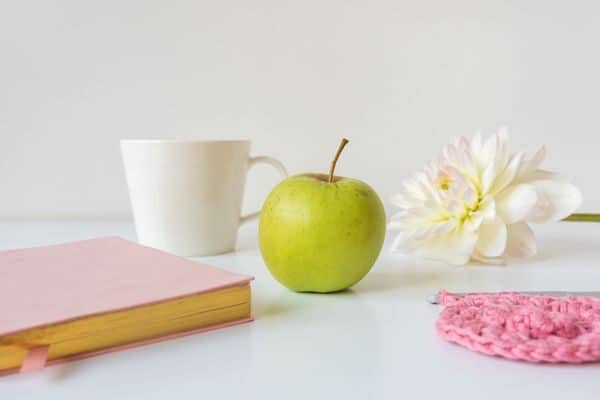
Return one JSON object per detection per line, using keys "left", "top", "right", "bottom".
{"left": 121, "top": 139, "right": 288, "bottom": 256}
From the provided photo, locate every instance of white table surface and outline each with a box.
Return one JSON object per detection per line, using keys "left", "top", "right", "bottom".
{"left": 1, "top": 220, "right": 600, "bottom": 399}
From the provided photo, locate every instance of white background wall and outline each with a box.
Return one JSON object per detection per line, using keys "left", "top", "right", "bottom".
{"left": 1, "top": 0, "right": 598, "bottom": 219}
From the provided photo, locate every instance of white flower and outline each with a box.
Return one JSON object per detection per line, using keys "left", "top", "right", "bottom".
{"left": 388, "top": 129, "right": 582, "bottom": 265}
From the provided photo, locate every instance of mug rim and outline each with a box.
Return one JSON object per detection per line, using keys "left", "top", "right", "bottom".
{"left": 120, "top": 139, "right": 250, "bottom": 144}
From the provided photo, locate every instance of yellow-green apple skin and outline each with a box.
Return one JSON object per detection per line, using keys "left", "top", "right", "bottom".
{"left": 259, "top": 173, "right": 386, "bottom": 293}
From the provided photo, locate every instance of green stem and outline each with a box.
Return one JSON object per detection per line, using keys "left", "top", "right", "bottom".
{"left": 563, "top": 213, "right": 600, "bottom": 222}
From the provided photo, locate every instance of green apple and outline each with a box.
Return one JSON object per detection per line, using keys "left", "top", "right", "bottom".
{"left": 259, "top": 139, "right": 386, "bottom": 293}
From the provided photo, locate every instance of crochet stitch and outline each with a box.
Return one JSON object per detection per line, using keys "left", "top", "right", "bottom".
{"left": 436, "top": 290, "right": 600, "bottom": 363}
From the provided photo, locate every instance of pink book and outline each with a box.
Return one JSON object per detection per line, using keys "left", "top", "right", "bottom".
{"left": 0, "top": 237, "right": 253, "bottom": 375}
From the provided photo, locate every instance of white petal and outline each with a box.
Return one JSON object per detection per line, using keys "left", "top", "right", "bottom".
{"left": 390, "top": 193, "right": 412, "bottom": 208}
{"left": 490, "top": 152, "right": 524, "bottom": 195}
{"left": 529, "top": 146, "right": 546, "bottom": 171}
{"left": 402, "top": 178, "right": 424, "bottom": 199}
{"left": 443, "top": 144, "right": 458, "bottom": 165}
{"left": 464, "top": 212, "right": 484, "bottom": 232}
{"left": 506, "top": 222, "right": 536, "bottom": 257}
{"left": 496, "top": 128, "right": 510, "bottom": 167}
{"left": 516, "top": 146, "right": 546, "bottom": 181}
{"left": 480, "top": 134, "right": 498, "bottom": 167}
{"left": 481, "top": 159, "right": 498, "bottom": 193}
{"left": 387, "top": 221, "right": 405, "bottom": 230}
{"left": 465, "top": 197, "right": 495, "bottom": 231}
{"left": 475, "top": 217, "right": 507, "bottom": 257}
{"left": 496, "top": 183, "right": 538, "bottom": 224}
{"left": 472, "top": 251, "right": 507, "bottom": 265}
{"left": 414, "top": 229, "right": 478, "bottom": 265}
{"left": 457, "top": 136, "right": 469, "bottom": 152}
{"left": 447, "top": 200, "right": 462, "bottom": 214}
{"left": 390, "top": 233, "right": 407, "bottom": 252}
{"left": 526, "top": 169, "right": 562, "bottom": 182}
{"left": 431, "top": 220, "right": 457, "bottom": 235}
{"left": 471, "top": 132, "right": 483, "bottom": 155}
{"left": 478, "top": 196, "right": 496, "bottom": 221}
{"left": 527, "top": 180, "right": 582, "bottom": 223}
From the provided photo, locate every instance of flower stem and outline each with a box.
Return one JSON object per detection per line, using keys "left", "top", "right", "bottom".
{"left": 563, "top": 213, "right": 600, "bottom": 222}
{"left": 328, "top": 138, "right": 349, "bottom": 183}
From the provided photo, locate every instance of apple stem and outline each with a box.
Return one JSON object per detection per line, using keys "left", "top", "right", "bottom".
{"left": 328, "top": 138, "right": 349, "bottom": 183}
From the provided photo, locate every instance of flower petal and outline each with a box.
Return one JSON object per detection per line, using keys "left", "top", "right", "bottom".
{"left": 496, "top": 183, "right": 538, "bottom": 224}
{"left": 471, "top": 132, "right": 483, "bottom": 155}
{"left": 471, "top": 251, "right": 506, "bottom": 265}
{"left": 482, "top": 159, "right": 498, "bottom": 193}
{"left": 506, "top": 222, "right": 536, "bottom": 257}
{"left": 475, "top": 217, "right": 507, "bottom": 257}
{"left": 527, "top": 180, "right": 582, "bottom": 222}
{"left": 490, "top": 152, "right": 524, "bottom": 195}
{"left": 390, "top": 193, "right": 413, "bottom": 208}
{"left": 465, "top": 197, "right": 495, "bottom": 231}
{"left": 515, "top": 146, "right": 546, "bottom": 182}
{"left": 478, "top": 196, "right": 496, "bottom": 221}
{"left": 480, "top": 134, "right": 498, "bottom": 167}
{"left": 530, "top": 146, "right": 546, "bottom": 170}
{"left": 496, "top": 127, "right": 510, "bottom": 168}
{"left": 526, "top": 169, "right": 562, "bottom": 182}
{"left": 390, "top": 232, "right": 408, "bottom": 252}
{"left": 414, "top": 229, "right": 478, "bottom": 265}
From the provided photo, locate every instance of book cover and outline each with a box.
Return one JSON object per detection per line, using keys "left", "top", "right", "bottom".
{"left": 0, "top": 237, "right": 253, "bottom": 374}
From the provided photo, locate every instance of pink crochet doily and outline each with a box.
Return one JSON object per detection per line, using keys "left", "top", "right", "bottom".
{"left": 436, "top": 290, "right": 600, "bottom": 363}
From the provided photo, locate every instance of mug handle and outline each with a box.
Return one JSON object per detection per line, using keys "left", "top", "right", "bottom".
{"left": 240, "top": 156, "right": 288, "bottom": 225}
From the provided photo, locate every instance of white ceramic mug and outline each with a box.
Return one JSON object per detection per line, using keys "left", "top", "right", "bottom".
{"left": 120, "top": 139, "right": 287, "bottom": 256}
